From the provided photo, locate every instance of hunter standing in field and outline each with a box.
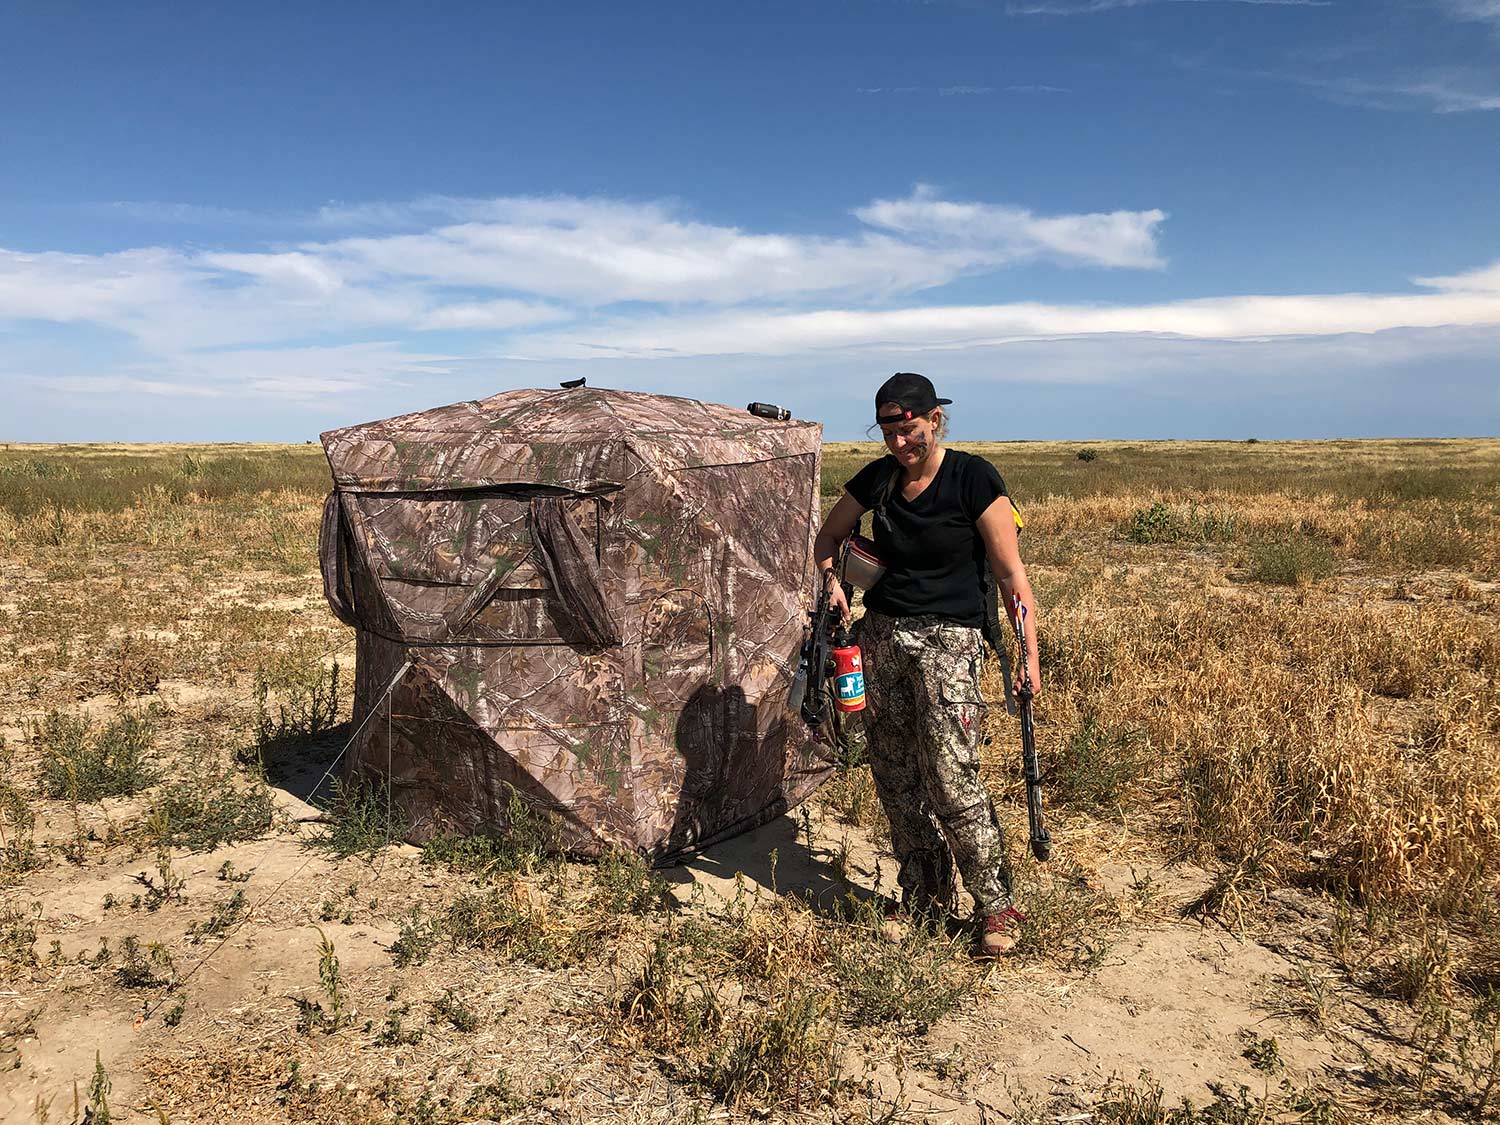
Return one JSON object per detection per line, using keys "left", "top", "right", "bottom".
{"left": 814, "top": 372, "right": 1041, "bottom": 957}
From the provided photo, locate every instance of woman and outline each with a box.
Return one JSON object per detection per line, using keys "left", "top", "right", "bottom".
{"left": 813, "top": 372, "right": 1041, "bottom": 957}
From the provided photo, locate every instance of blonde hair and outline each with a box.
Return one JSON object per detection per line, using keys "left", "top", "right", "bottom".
{"left": 928, "top": 407, "right": 949, "bottom": 440}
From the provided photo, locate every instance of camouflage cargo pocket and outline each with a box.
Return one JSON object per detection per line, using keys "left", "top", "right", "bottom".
{"left": 933, "top": 626, "right": 987, "bottom": 704}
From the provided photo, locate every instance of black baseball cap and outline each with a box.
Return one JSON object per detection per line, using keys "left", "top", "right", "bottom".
{"left": 875, "top": 372, "right": 951, "bottom": 424}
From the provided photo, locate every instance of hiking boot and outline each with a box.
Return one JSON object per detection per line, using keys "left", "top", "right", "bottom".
{"left": 977, "top": 905, "right": 1026, "bottom": 958}
{"left": 878, "top": 894, "right": 949, "bottom": 943}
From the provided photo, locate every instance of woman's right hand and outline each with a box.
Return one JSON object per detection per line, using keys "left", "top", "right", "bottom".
{"left": 825, "top": 572, "right": 851, "bottom": 624}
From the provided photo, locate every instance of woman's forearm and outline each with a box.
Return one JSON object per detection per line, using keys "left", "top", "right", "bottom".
{"left": 812, "top": 529, "right": 842, "bottom": 577}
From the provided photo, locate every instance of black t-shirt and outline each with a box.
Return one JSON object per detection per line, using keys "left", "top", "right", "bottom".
{"left": 844, "top": 449, "right": 1008, "bottom": 627}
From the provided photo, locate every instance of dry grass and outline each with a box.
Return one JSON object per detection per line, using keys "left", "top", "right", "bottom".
{"left": 2, "top": 438, "right": 1498, "bottom": 1123}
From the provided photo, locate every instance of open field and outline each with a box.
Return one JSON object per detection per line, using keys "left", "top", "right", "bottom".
{"left": 1, "top": 438, "right": 1498, "bottom": 1123}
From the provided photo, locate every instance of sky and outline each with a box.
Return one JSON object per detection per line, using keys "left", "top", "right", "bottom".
{"left": 2, "top": 0, "right": 1498, "bottom": 442}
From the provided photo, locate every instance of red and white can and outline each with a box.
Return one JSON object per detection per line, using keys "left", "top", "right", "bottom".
{"left": 832, "top": 643, "right": 866, "bottom": 712}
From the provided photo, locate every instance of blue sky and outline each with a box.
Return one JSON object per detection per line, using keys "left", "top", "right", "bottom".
{"left": 2, "top": 0, "right": 1498, "bottom": 441}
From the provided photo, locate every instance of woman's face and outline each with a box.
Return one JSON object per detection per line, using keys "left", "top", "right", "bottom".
{"left": 877, "top": 408, "right": 940, "bottom": 469}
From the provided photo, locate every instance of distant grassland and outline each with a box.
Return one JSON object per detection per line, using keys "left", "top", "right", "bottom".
{"left": 0, "top": 443, "right": 332, "bottom": 516}
{"left": 4, "top": 438, "right": 1497, "bottom": 516}
{"left": 821, "top": 438, "right": 1500, "bottom": 505}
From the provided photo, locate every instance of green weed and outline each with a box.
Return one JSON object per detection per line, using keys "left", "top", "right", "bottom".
{"left": 34, "top": 709, "right": 157, "bottom": 801}
{"left": 315, "top": 775, "right": 403, "bottom": 858}
{"left": 378, "top": 1003, "right": 425, "bottom": 1046}
{"left": 431, "top": 988, "right": 481, "bottom": 1032}
{"left": 0, "top": 902, "right": 40, "bottom": 981}
{"left": 437, "top": 883, "right": 593, "bottom": 969}
{"left": 699, "top": 985, "right": 841, "bottom": 1113}
{"left": 1049, "top": 715, "right": 1148, "bottom": 809}
{"left": 150, "top": 738, "right": 275, "bottom": 850}
{"left": 827, "top": 901, "right": 977, "bottom": 1033}
{"left": 1247, "top": 537, "right": 1336, "bottom": 585}
{"left": 88, "top": 1051, "right": 112, "bottom": 1125}
{"left": 420, "top": 787, "right": 559, "bottom": 878}
{"left": 0, "top": 736, "right": 40, "bottom": 883}
{"left": 115, "top": 934, "right": 174, "bottom": 989}
{"left": 251, "top": 654, "right": 341, "bottom": 763}
{"left": 592, "top": 848, "right": 673, "bottom": 916}
{"left": 187, "top": 889, "right": 247, "bottom": 943}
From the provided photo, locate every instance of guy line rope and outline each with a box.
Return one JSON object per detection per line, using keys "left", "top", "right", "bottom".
{"left": 137, "top": 656, "right": 413, "bottom": 1025}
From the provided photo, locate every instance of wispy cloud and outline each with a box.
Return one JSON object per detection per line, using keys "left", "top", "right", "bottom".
{"left": 855, "top": 186, "right": 1165, "bottom": 270}
{"left": 509, "top": 264, "right": 1500, "bottom": 360}
{"left": 856, "top": 83, "right": 1071, "bottom": 96}
{"left": 1442, "top": 0, "right": 1500, "bottom": 26}
{"left": 1281, "top": 70, "right": 1500, "bottom": 113}
{"left": 1008, "top": 0, "right": 1329, "bottom": 15}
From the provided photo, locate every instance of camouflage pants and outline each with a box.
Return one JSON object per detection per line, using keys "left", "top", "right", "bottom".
{"left": 857, "top": 611, "right": 1012, "bottom": 916}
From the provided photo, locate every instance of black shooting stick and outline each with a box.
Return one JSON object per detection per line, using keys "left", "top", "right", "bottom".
{"left": 1010, "top": 592, "right": 1052, "bottom": 861}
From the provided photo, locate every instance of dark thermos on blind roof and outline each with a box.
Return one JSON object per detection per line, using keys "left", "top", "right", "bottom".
{"left": 747, "top": 402, "right": 791, "bottom": 421}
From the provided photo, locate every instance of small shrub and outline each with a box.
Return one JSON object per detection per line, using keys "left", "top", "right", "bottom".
{"left": 316, "top": 775, "right": 404, "bottom": 858}
{"left": 1049, "top": 716, "right": 1147, "bottom": 809}
{"left": 102, "top": 633, "right": 166, "bottom": 699}
{"left": 1013, "top": 861, "right": 1119, "bottom": 968}
{"left": 390, "top": 908, "right": 440, "bottom": 968}
{"left": 295, "top": 927, "right": 351, "bottom": 1034}
{"left": 1248, "top": 538, "right": 1336, "bottom": 585}
{"left": 318, "top": 927, "right": 348, "bottom": 1028}
{"left": 826, "top": 902, "right": 977, "bottom": 1032}
{"left": 150, "top": 738, "right": 275, "bottom": 851}
{"left": 34, "top": 710, "right": 157, "bottom": 801}
{"left": 251, "top": 654, "right": 341, "bottom": 763}
{"left": 1243, "top": 1033, "right": 1282, "bottom": 1072}
{"left": 132, "top": 840, "right": 187, "bottom": 911}
{"left": 1126, "top": 501, "right": 1182, "bottom": 545}
{"left": 378, "top": 1003, "right": 424, "bottom": 1046}
{"left": 0, "top": 737, "right": 40, "bottom": 883}
{"left": 430, "top": 881, "right": 594, "bottom": 969}
{"left": 420, "top": 788, "right": 559, "bottom": 878}
{"left": 187, "top": 890, "right": 247, "bottom": 943}
{"left": 0, "top": 902, "right": 40, "bottom": 981}
{"left": 592, "top": 848, "right": 673, "bottom": 916}
{"left": 1458, "top": 987, "right": 1500, "bottom": 1115}
{"left": 163, "top": 996, "right": 186, "bottom": 1027}
{"left": 699, "top": 986, "right": 841, "bottom": 1113}
{"left": 431, "top": 988, "right": 480, "bottom": 1032}
{"left": 115, "top": 934, "right": 174, "bottom": 989}
{"left": 1076, "top": 448, "right": 1098, "bottom": 462}
{"left": 88, "top": 1052, "right": 112, "bottom": 1125}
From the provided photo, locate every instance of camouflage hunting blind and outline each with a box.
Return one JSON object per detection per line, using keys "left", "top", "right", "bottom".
{"left": 318, "top": 385, "right": 834, "bottom": 860}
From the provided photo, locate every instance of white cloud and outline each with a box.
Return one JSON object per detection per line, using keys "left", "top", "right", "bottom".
{"left": 36, "top": 375, "right": 226, "bottom": 397}
{"left": 1414, "top": 262, "right": 1500, "bottom": 293}
{"left": 1310, "top": 73, "right": 1500, "bottom": 114}
{"left": 305, "top": 189, "right": 1161, "bottom": 305}
{"left": 856, "top": 186, "right": 1165, "bottom": 269}
{"left": 416, "top": 299, "right": 571, "bottom": 331}
{"left": 164, "top": 342, "right": 454, "bottom": 396}
{"left": 510, "top": 264, "right": 1500, "bottom": 359}
{"left": 0, "top": 190, "right": 1169, "bottom": 342}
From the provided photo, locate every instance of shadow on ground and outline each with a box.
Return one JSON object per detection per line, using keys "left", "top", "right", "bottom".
{"left": 658, "top": 812, "right": 885, "bottom": 916}
{"left": 253, "top": 720, "right": 353, "bottom": 809}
